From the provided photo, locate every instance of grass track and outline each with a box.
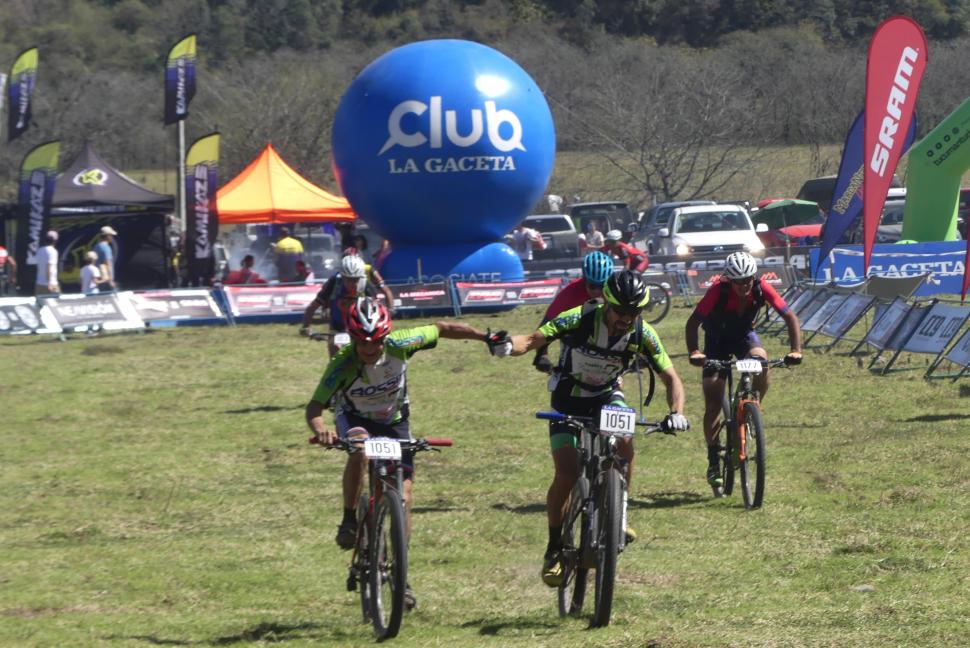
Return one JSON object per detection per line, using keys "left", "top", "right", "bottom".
{"left": 2, "top": 305, "right": 969, "bottom": 647}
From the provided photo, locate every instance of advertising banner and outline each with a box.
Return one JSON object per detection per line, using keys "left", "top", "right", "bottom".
{"left": 901, "top": 303, "right": 969, "bottom": 354}
{"left": 7, "top": 47, "right": 37, "bottom": 141}
{"left": 391, "top": 282, "right": 453, "bottom": 310}
{"left": 14, "top": 141, "right": 60, "bottom": 288}
{"left": 820, "top": 293, "right": 875, "bottom": 339}
{"left": 43, "top": 293, "right": 145, "bottom": 331}
{"left": 863, "top": 298, "right": 913, "bottom": 350}
{"left": 0, "top": 296, "right": 60, "bottom": 335}
{"left": 685, "top": 267, "right": 792, "bottom": 296}
{"left": 222, "top": 284, "right": 319, "bottom": 317}
{"left": 802, "top": 293, "right": 848, "bottom": 333}
{"left": 185, "top": 132, "right": 219, "bottom": 284}
{"left": 127, "top": 289, "right": 224, "bottom": 323}
{"left": 816, "top": 110, "right": 917, "bottom": 276}
{"left": 810, "top": 241, "right": 965, "bottom": 297}
{"left": 455, "top": 278, "right": 562, "bottom": 307}
{"left": 944, "top": 327, "right": 970, "bottom": 368}
{"left": 863, "top": 17, "right": 927, "bottom": 273}
{"left": 164, "top": 34, "right": 196, "bottom": 124}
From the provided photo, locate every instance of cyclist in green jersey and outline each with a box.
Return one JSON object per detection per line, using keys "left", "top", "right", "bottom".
{"left": 306, "top": 297, "right": 509, "bottom": 607}
{"left": 495, "top": 271, "right": 688, "bottom": 587}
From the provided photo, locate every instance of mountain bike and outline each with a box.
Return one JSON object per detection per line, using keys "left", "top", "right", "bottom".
{"left": 642, "top": 281, "right": 672, "bottom": 325}
{"left": 703, "top": 358, "right": 790, "bottom": 509}
{"left": 311, "top": 431, "right": 452, "bottom": 640}
{"left": 537, "top": 408, "right": 680, "bottom": 627}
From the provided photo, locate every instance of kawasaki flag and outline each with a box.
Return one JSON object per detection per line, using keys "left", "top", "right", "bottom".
{"left": 15, "top": 141, "right": 60, "bottom": 288}
{"left": 164, "top": 34, "right": 196, "bottom": 124}
{"left": 8, "top": 47, "right": 38, "bottom": 141}
{"left": 185, "top": 132, "right": 219, "bottom": 284}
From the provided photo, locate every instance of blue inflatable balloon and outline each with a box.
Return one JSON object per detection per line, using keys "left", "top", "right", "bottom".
{"left": 380, "top": 242, "right": 524, "bottom": 284}
{"left": 332, "top": 40, "right": 556, "bottom": 246}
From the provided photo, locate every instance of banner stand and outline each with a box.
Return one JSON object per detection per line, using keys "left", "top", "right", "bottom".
{"left": 871, "top": 300, "right": 936, "bottom": 375}
{"left": 817, "top": 295, "right": 877, "bottom": 353}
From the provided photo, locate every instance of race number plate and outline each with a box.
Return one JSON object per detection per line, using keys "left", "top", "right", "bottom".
{"left": 735, "top": 358, "right": 763, "bottom": 374}
{"left": 334, "top": 332, "right": 351, "bottom": 347}
{"left": 364, "top": 437, "right": 402, "bottom": 460}
{"left": 600, "top": 405, "right": 636, "bottom": 437}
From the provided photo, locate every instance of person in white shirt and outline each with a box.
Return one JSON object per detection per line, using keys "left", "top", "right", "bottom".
{"left": 511, "top": 223, "right": 544, "bottom": 261}
{"left": 80, "top": 251, "right": 105, "bottom": 294}
{"left": 35, "top": 230, "right": 60, "bottom": 296}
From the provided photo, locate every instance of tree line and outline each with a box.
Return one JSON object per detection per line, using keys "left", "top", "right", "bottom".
{"left": 1, "top": 0, "right": 969, "bottom": 207}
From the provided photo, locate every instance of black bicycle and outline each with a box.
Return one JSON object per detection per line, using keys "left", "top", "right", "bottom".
{"left": 313, "top": 432, "right": 451, "bottom": 640}
{"left": 642, "top": 281, "right": 672, "bottom": 325}
{"left": 703, "top": 358, "right": 789, "bottom": 509}
{"left": 537, "top": 409, "right": 678, "bottom": 627}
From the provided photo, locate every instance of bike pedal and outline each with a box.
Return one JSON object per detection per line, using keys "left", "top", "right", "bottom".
{"left": 346, "top": 574, "right": 357, "bottom": 592}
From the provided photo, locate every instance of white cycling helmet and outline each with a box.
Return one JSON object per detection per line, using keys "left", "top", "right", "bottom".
{"left": 605, "top": 229, "right": 623, "bottom": 242}
{"left": 340, "top": 254, "right": 366, "bottom": 279}
{"left": 723, "top": 251, "right": 758, "bottom": 280}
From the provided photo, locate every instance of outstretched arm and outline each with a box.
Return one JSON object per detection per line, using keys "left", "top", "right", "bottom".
{"left": 435, "top": 320, "right": 489, "bottom": 341}
{"left": 510, "top": 331, "right": 548, "bottom": 356}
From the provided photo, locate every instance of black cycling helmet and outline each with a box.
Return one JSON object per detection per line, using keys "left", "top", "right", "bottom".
{"left": 603, "top": 270, "right": 650, "bottom": 310}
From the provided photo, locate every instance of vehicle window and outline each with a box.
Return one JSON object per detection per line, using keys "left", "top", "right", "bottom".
{"left": 655, "top": 207, "right": 673, "bottom": 226}
{"left": 675, "top": 211, "right": 749, "bottom": 233}
{"left": 881, "top": 203, "right": 905, "bottom": 225}
{"left": 527, "top": 217, "right": 571, "bottom": 233}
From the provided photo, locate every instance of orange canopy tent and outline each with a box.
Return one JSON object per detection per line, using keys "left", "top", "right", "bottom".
{"left": 217, "top": 143, "right": 356, "bottom": 224}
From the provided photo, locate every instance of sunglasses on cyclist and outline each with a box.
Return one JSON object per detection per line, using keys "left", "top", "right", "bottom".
{"left": 730, "top": 276, "right": 755, "bottom": 285}
{"left": 609, "top": 303, "right": 643, "bottom": 317}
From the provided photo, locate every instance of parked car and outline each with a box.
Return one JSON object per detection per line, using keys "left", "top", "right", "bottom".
{"left": 519, "top": 213, "right": 580, "bottom": 260}
{"left": 634, "top": 200, "right": 717, "bottom": 253}
{"left": 567, "top": 201, "right": 636, "bottom": 240}
{"left": 958, "top": 188, "right": 970, "bottom": 239}
{"left": 652, "top": 204, "right": 767, "bottom": 257}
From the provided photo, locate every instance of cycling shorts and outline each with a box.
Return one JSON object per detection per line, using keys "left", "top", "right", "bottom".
{"left": 336, "top": 410, "right": 415, "bottom": 475}
{"left": 702, "top": 330, "right": 764, "bottom": 378}
{"left": 548, "top": 383, "right": 629, "bottom": 452}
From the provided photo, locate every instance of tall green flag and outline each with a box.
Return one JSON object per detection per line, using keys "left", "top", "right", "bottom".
{"left": 8, "top": 47, "right": 38, "bottom": 141}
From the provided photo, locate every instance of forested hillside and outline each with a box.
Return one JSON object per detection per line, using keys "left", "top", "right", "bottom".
{"left": 1, "top": 0, "right": 968, "bottom": 205}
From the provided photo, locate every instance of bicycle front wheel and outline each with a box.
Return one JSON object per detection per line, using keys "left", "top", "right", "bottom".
{"left": 356, "top": 494, "right": 372, "bottom": 624}
{"left": 643, "top": 282, "right": 671, "bottom": 325}
{"left": 369, "top": 492, "right": 407, "bottom": 640}
{"left": 591, "top": 468, "right": 622, "bottom": 628}
{"left": 558, "top": 476, "right": 590, "bottom": 618}
{"left": 721, "top": 391, "right": 735, "bottom": 497}
{"left": 739, "top": 402, "right": 767, "bottom": 509}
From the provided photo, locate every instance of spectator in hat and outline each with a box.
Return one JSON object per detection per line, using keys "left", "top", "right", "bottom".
{"left": 35, "top": 230, "right": 60, "bottom": 296}
{"left": 273, "top": 226, "right": 305, "bottom": 282}
{"left": 95, "top": 225, "right": 118, "bottom": 289}
{"left": 80, "top": 251, "right": 109, "bottom": 294}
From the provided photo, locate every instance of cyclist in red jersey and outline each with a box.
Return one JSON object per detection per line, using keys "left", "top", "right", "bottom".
{"left": 604, "top": 229, "right": 649, "bottom": 272}
{"left": 533, "top": 251, "right": 614, "bottom": 373}
{"left": 684, "top": 251, "right": 802, "bottom": 491}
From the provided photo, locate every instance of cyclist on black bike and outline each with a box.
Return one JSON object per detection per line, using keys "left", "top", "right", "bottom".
{"left": 496, "top": 271, "right": 688, "bottom": 587}
{"left": 684, "top": 251, "right": 802, "bottom": 492}
{"left": 533, "top": 251, "right": 614, "bottom": 373}
{"left": 305, "top": 297, "right": 507, "bottom": 609}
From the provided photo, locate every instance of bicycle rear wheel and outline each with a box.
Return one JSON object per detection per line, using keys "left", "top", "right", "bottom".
{"left": 558, "top": 476, "right": 590, "bottom": 618}
{"left": 643, "top": 282, "right": 671, "bottom": 325}
{"left": 369, "top": 492, "right": 407, "bottom": 640}
{"left": 591, "top": 468, "right": 622, "bottom": 628}
{"left": 738, "top": 402, "right": 766, "bottom": 509}
{"left": 355, "top": 494, "right": 371, "bottom": 623}
{"left": 721, "top": 391, "right": 735, "bottom": 497}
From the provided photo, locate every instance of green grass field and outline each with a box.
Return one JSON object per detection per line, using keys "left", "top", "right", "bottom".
{"left": 2, "top": 305, "right": 970, "bottom": 647}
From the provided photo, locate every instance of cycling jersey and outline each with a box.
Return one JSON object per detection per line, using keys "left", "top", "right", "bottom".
{"left": 693, "top": 277, "right": 788, "bottom": 343}
{"left": 542, "top": 278, "right": 594, "bottom": 323}
{"left": 608, "top": 242, "right": 648, "bottom": 272}
{"left": 540, "top": 302, "right": 673, "bottom": 398}
{"left": 311, "top": 325, "right": 439, "bottom": 424}
{"left": 316, "top": 273, "right": 379, "bottom": 329}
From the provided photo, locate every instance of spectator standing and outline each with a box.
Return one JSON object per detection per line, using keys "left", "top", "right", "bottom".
{"left": 80, "top": 251, "right": 108, "bottom": 294}
{"left": 95, "top": 226, "right": 118, "bottom": 289}
{"left": 35, "top": 230, "right": 60, "bottom": 296}
{"left": 273, "top": 226, "right": 305, "bottom": 282}
{"left": 511, "top": 222, "right": 545, "bottom": 262}
{"left": 295, "top": 259, "right": 315, "bottom": 284}
{"left": 223, "top": 255, "right": 267, "bottom": 285}
{"left": 585, "top": 221, "right": 604, "bottom": 250}
{"left": 0, "top": 244, "right": 17, "bottom": 295}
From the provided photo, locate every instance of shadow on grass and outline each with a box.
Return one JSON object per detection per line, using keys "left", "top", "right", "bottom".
{"left": 629, "top": 491, "right": 707, "bottom": 509}
{"left": 491, "top": 502, "right": 546, "bottom": 514}
{"left": 412, "top": 505, "right": 471, "bottom": 514}
{"left": 460, "top": 615, "right": 560, "bottom": 636}
{"left": 224, "top": 404, "right": 303, "bottom": 414}
{"left": 901, "top": 412, "right": 970, "bottom": 423}
{"left": 124, "top": 621, "right": 327, "bottom": 646}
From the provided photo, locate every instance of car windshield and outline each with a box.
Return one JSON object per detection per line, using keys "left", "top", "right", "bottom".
{"left": 526, "top": 217, "right": 571, "bottom": 233}
{"left": 675, "top": 211, "right": 750, "bottom": 233}
{"left": 881, "top": 202, "right": 905, "bottom": 226}
{"left": 654, "top": 207, "right": 674, "bottom": 226}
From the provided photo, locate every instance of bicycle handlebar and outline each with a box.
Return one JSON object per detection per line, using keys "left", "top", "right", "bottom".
{"left": 534, "top": 411, "right": 680, "bottom": 435}
{"left": 309, "top": 435, "right": 453, "bottom": 452}
{"left": 702, "top": 358, "right": 791, "bottom": 371}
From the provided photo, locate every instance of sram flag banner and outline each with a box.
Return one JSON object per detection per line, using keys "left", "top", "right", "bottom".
{"left": 164, "top": 34, "right": 196, "bottom": 124}
{"left": 14, "top": 141, "right": 60, "bottom": 288}
{"left": 863, "top": 17, "right": 927, "bottom": 273}
{"left": 7, "top": 47, "right": 38, "bottom": 141}
{"left": 185, "top": 132, "right": 219, "bottom": 283}
{"left": 816, "top": 110, "right": 917, "bottom": 277}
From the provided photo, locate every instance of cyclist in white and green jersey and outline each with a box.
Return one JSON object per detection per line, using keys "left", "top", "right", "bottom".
{"left": 497, "top": 271, "right": 689, "bottom": 587}
{"left": 305, "top": 297, "right": 508, "bottom": 607}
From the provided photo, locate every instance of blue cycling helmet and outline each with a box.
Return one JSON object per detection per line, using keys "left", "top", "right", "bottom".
{"left": 582, "top": 251, "right": 613, "bottom": 286}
